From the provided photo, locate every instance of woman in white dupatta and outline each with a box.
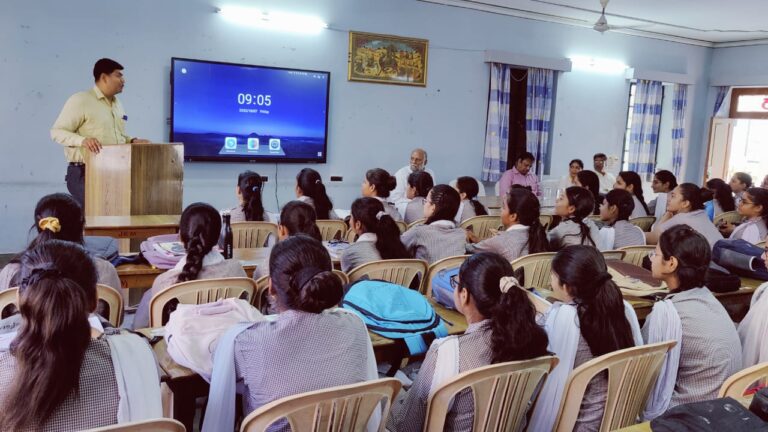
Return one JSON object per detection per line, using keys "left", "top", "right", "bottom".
{"left": 739, "top": 235, "right": 768, "bottom": 367}
{"left": 527, "top": 245, "right": 643, "bottom": 432}
{"left": 0, "top": 240, "right": 161, "bottom": 431}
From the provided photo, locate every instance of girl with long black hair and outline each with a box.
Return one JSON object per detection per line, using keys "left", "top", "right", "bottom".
{"left": 454, "top": 176, "right": 487, "bottom": 223}
{"left": 295, "top": 168, "right": 337, "bottom": 220}
{"left": 615, "top": 171, "right": 650, "bottom": 217}
{"left": 341, "top": 197, "right": 410, "bottom": 272}
{"left": 547, "top": 186, "right": 600, "bottom": 250}
{"left": 400, "top": 185, "right": 466, "bottom": 264}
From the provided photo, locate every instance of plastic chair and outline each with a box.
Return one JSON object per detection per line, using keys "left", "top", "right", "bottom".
{"left": 83, "top": 418, "right": 186, "bottom": 431}
{"left": 407, "top": 218, "right": 426, "bottom": 230}
{"left": 347, "top": 259, "right": 428, "bottom": 292}
{"left": 240, "top": 378, "right": 401, "bottom": 432}
{"left": 97, "top": 284, "right": 124, "bottom": 327}
{"left": 460, "top": 216, "right": 502, "bottom": 241}
{"left": 424, "top": 356, "right": 559, "bottom": 432}
{"left": 316, "top": 220, "right": 348, "bottom": 241}
{"left": 601, "top": 250, "right": 627, "bottom": 261}
{"left": 423, "top": 255, "right": 470, "bottom": 297}
{"left": 345, "top": 229, "right": 359, "bottom": 243}
{"left": 509, "top": 252, "right": 557, "bottom": 290}
{"left": 0, "top": 287, "right": 19, "bottom": 319}
{"left": 618, "top": 245, "right": 655, "bottom": 267}
{"left": 629, "top": 216, "right": 657, "bottom": 232}
{"left": 232, "top": 222, "right": 278, "bottom": 248}
{"left": 553, "top": 340, "right": 676, "bottom": 432}
{"left": 718, "top": 362, "right": 768, "bottom": 398}
{"left": 148, "top": 277, "right": 257, "bottom": 327}
{"left": 395, "top": 221, "right": 408, "bottom": 234}
{"left": 714, "top": 211, "right": 743, "bottom": 226}
{"left": 253, "top": 271, "right": 349, "bottom": 314}
{"left": 539, "top": 214, "right": 554, "bottom": 231}
{"left": 756, "top": 241, "right": 766, "bottom": 249}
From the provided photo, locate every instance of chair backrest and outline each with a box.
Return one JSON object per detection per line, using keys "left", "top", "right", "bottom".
{"left": 601, "top": 250, "right": 626, "bottom": 261}
{"left": 254, "top": 271, "right": 349, "bottom": 314}
{"left": 539, "top": 214, "right": 554, "bottom": 231}
{"left": 83, "top": 418, "right": 186, "bottom": 431}
{"left": 347, "top": 259, "right": 428, "bottom": 292}
{"left": 718, "top": 362, "right": 768, "bottom": 398}
{"left": 240, "top": 378, "right": 401, "bottom": 432}
{"left": 407, "top": 218, "right": 426, "bottom": 230}
{"left": 423, "top": 255, "right": 470, "bottom": 296}
{"left": 628, "top": 216, "right": 656, "bottom": 232}
{"left": 588, "top": 214, "right": 602, "bottom": 223}
{"left": 509, "top": 252, "right": 557, "bottom": 290}
{"left": 96, "top": 284, "right": 124, "bottom": 327}
{"left": 148, "top": 277, "right": 257, "bottom": 327}
{"left": 316, "top": 220, "right": 348, "bottom": 241}
{"left": 0, "top": 287, "right": 19, "bottom": 319}
{"left": 345, "top": 229, "right": 359, "bottom": 243}
{"left": 232, "top": 222, "right": 278, "bottom": 248}
{"left": 756, "top": 241, "right": 766, "bottom": 249}
{"left": 424, "top": 356, "right": 559, "bottom": 432}
{"left": 714, "top": 210, "right": 742, "bottom": 226}
{"left": 617, "top": 245, "right": 655, "bottom": 267}
{"left": 554, "top": 340, "right": 676, "bottom": 432}
{"left": 460, "top": 216, "right": 502, "bottom": 241}
{"left": 395, "top": 221, "right": 408, "bottom": 234}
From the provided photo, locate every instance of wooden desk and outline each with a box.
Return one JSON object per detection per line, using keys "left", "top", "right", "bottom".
{"left": 85, "top": 214, "right": 180, "bottom": 238}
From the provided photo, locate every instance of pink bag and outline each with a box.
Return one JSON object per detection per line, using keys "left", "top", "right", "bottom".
{"left": 140, "top": 234, "right": 184, "bottom": 269}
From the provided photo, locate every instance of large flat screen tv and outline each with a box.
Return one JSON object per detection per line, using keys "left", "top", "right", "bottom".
{"left": 171, "top": 57, "right": 330, "bottom": 163}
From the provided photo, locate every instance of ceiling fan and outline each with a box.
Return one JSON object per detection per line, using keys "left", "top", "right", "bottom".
{"left": 593, "top": 0, "right": 611, "bottom": 33}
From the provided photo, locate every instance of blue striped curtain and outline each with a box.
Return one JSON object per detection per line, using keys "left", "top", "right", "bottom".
{"left": 628, "top": 80, "right": 664, "bottom": 179}
{"left": 481, "top": 63, "right": 512, "bottom": 182}
{"left": 526, "top": 68, "right": 555, "bottom": 176}
{"left": 713, "top": 86, "right": 729, "bottom": 116}
{"left": 671, "top": 84, "right": 688, "bottom": 177}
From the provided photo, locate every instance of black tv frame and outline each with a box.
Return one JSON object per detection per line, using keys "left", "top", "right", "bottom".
{"left": 170, "top": 57, "right": 331, "bottom": 164}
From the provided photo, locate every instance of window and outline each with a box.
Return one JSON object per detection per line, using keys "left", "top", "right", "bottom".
{"left": 620, "top": 82, "right": 665, "bottom": 173}
{"left": 730, "top": 87, "right": 768, "bottom": 120}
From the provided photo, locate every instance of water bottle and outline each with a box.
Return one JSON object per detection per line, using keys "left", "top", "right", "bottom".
{"left": 223, "top": 212, "right": 233, "bottom": 259}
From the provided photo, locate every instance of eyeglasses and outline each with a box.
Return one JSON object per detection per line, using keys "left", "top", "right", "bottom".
{"left": 450, "top": 274, "right": 460, "bottom": 290}
{"left": 648, "top": 250, "right": 657, "bottom": 259}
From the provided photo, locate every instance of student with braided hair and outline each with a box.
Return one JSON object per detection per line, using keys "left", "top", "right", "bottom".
{"left": 547, "top": 186, "right": 600, "bottom": 250}
{"left": 341, "top": 197, "right": 410, "bottom": 272}
{"left": 133, "top": 203, "right": 246, "bottom": 329}
{"left": 223, "top": 170, "right": 269, "bottom": 223}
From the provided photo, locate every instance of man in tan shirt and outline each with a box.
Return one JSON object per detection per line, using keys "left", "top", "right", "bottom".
{"left": 50, "top": 58, "right": 149, "bottom": 206}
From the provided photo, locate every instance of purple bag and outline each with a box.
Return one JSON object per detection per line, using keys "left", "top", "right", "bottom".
{"left": 140, "top": 234, "right": 184, "bottom": 269}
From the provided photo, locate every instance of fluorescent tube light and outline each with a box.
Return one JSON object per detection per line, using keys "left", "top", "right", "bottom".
{"left": 217, "top": 6, "right": 328, "bottom": 34}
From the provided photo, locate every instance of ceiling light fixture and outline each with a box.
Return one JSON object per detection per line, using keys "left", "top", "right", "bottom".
{"left": 217, "top": 6, "right": 328, "bottom": 34}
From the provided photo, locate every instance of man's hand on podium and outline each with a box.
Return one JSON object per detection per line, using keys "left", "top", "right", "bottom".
{"left": 130, "top": 138, "right": 151, "bottom": 144}
{"left": 82, "top": 137, "right": 102, "bottom": 154}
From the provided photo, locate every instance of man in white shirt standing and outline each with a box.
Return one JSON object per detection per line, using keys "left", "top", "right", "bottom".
{"left": 391, "top": 148, "right": 435, "bottom": 206}
{"left": 593, "top": 153, "right": 616, "bottom": 194}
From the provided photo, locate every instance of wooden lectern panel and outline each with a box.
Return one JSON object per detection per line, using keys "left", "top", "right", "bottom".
{"left": 84, "top": 145, "right": 133, "bottom": 217}
{"left": 130, "top": 144, "right": 184, "bottom": 215}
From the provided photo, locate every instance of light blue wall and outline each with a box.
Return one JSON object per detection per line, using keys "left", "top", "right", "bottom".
{"left": 0, "top": 0, "right": 714, "bottom": 252}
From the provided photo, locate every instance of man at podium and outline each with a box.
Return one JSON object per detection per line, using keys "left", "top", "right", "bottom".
{"left": 50, "top": 58, "right": 149, "bottom": 206}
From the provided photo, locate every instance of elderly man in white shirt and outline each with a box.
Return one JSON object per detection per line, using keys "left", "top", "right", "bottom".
{"left": 391, "top": 148, "right": 436, "bottom": 207}
{"left": 593, "top": 153, "right": 616, "bottom": 194}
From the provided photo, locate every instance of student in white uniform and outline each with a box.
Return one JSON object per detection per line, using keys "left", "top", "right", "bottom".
{"left": 648, "top": 170, "right": 677, "bottom": 219}
{"left": 295, "top": 168, "right": 338, "bottom": 220}
{"left": 361, "top": 168, "right": 402, "bottom": 221}
{"left": 341, "top": 197, "right": 410, "bottom": 272}
{"left": 614, "top": 171, "right": 650, "bottom": 218}
{"left": 719, "top": 187, "right": 768, "bottom": 244}
{"left": 401, "top": 185, "right": 466, "bottom": 264}
{"left": 402, "top": 171, "right": 433, "bottom": 225}
{"left": 548, "top": 186, "right": 600, "bottom": 250}
{"left": 454, "top": 176, "right": 487, "bottom": 224}
{"left": 646, "top": 184, "right": 723, "bottom": 248}
{"left": 704, "top": 178, "right": 735, "bottom": 221}
{"left": 598, "top": 189, "right": 646, "bottom": 250}
{"left": 730, "top": 172, "right": 753, "bottom": 207}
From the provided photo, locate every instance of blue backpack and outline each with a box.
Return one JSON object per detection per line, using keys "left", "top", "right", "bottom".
{"left": 343, "top": 280, "right": 448, "bottom": 355}
{"left": 431, "top": 266, "right": 460, "bottom": 310}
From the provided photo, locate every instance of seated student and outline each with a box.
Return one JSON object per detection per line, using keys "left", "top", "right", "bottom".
{"left": 0, "top": 240, "right": 161, "bottom": 431}
{"left": 643, "top": 225, "right": 742, "bottom": 416}
{"left": 614, "top": 171, "right": 650, "bottom": 218}
{"left": 389, "top": 252, "right": 550, "bottom": 432}
{"left": 649, "top": 170, "right": 677, "bottom": 219}
{"left": 234, "top": 236, "right": 376, "bottom": 430}
{"left": 730, "top": 172, "right": 753, "bottom": 207}
{"left": 528, "top": 245, "right": 642, "bottom": 432}
{"left": 341, "top": 197, "right": 410, "bottom": 272}
{"left": 0, "top": 193, "right": 120, "bottom": 293}
{"left": 719, "top": 187, "right": 768, "bottom": 243}
{"left": 738, "top": 235, "right": 768, "bottom": 367}
{"left": 466, "top": 188, "right": 549, "bottom": 261}
{"left": 454, "top": 176, "right": 487, "bottom": 224}
{"left": 403, "top": 171, "right": 433, "bottom": 224}
{"left": 646, "top": 184, "right": 723, "bottom": 248}
{"left": 704, "top": 178, "right": 736, "bottom": 221}
{"left": 362, "top": 168, "right": 402, "bottom": 221}
{"left": 598, "top": 189, "right": 646, "bottom": 250}
{"left": 222, "top": 170, "right": 272, "bottom": 223}
{"left": 295, "top": 168, "right": 338, "bottom": 220}
{"left": 547, "top": 186, "right": 600, "bottom": 250}
{"left": 558, "top": 159, "right": 583, "bottom": 191}
{"left": 401, "top": 185, "right": 467, "bottom": 264}
{"left": 133, "top": 203, "right": 246, "bottom": 329}
{"left": 575, "top": 170, "right": 602, "bottom": 215}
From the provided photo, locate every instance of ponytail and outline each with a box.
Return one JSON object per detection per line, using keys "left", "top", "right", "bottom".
{"left": 562, "top": 187, "right": 596, "bottom": 246}
{"left": 177, "top": 203, "right": 221, "bottom": 283}
{"left": 280, "top": 201, "right": 323, "bottom": 242}
{"left": 552, "top": 246, "right": 635, "bottom": 357}
{"left": 705, "top": 179, "right": 735, "bottom": 212}
{"left": 505, "top": 188, "right": 549, "bottom": 253}
{"left": 351, "top": 198, "right": 410, "bottom": 260}
{"left": 618, "top": 171, "right": 650, "bottom": 215}
{"left": 238, "top": 171, "right": 265, "bottom": 222}
{"left": 0, "top": 241, "right": 96, "bottom": 431}
{"left": 297, "top": 168, "right": 334, "bottom": 220}
{"left": 425, "top": 185, "right": 461, "bottom": 225}
{"left": 456, "top": 176, "right": 488, "bottom": 216}
{"left": 526, "top": 217, "right": 550, "bottom": 253}
{"left": 11, "top": 193, "right": 85, "bottom": 265}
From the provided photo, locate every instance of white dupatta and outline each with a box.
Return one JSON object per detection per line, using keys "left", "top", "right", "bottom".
{"left": 739, "top": 282, "right": 768, "bottom": 368}
{"left": 528, "top": 301, "right": 643, "bottom": 432}
{"left": 641, "top": 300, "right": 682, "bottom": 420}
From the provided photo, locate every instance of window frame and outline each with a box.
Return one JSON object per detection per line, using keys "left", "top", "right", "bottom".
{"left": 729, "top": 87, "right": 768, "bottom": 120}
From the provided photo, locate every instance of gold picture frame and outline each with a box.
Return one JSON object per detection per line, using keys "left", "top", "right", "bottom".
{"left": 348, "top": 31, "right": 428, "bottom": 87}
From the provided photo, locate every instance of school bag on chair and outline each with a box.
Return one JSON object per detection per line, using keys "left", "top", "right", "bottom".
{"left": 342, "top": 280, "right": 448, "bottom": 356}
{"left": 431, "top": 267, "right": 460, "bottom": 309}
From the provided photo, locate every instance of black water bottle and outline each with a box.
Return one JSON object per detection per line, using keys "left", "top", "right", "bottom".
{"left": 223, "top": 212, "right": 233, "bottom": 259}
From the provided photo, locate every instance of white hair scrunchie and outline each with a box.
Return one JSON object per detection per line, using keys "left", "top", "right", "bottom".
{"left": 499, "top": 276, "right": 522, "bottom": 294}
{"left": 375, "top": 211, "right": 386, "bottom": 221}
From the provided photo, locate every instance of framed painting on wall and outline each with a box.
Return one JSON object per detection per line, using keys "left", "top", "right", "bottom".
{"left": 348, "top": 31, "right": 428, "bottom": 86}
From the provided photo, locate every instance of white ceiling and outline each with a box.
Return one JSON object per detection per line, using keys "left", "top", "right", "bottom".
{"left": 420, "top": 0, "right": 768, "bottom": 47}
